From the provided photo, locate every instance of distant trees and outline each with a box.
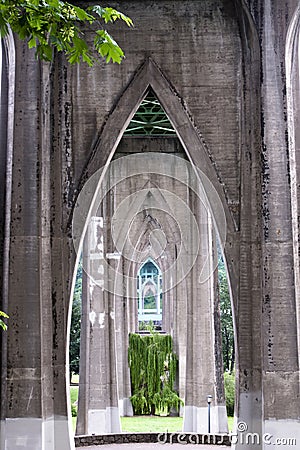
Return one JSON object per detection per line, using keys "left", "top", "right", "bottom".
{"left": 69, "top": 258, "right": 82, "bottom": 378}
{"left": 219, "top": 259, "right": 235, "bottom": 373}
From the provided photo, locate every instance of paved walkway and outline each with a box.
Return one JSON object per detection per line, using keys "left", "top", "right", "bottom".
{"left": 80, "top": 445, "right": 229, "bottom": 449}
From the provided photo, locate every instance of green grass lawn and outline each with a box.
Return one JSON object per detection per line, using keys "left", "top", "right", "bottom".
{"left": 227, "top": 416, "right": 234, "bottom": 432}
{"left": 72, "top": 413, "right": 234, "bottom": 433}
{"left": 72, "top": 415, "right": 183, "bottom": 433}
{"left": 72, "top": 416, "right": 77, "bottom": 431}
{"left": 70, "top": 386, "right": 78, "bottom": 405}
{"left": 70, "top": 385, "right": 234, "bottom": 433}
{"left": 121, "top": 416, "right": 183, "bottom": 432}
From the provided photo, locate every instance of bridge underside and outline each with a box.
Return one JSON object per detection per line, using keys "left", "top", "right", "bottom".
{"left": 1, "top": 1, "right": 300, "bottom": 449}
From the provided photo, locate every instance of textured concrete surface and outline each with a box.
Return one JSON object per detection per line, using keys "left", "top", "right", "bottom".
{"left": 76, "top": 140, "right": 227, "bottom": 435}
{"left": 1, "top": 1, "right": 300, "bottom": 449}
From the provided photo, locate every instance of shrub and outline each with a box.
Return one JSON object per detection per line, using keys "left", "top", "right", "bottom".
{"left": 224, "top": 371, "right": 235, "bottom": 416}
{"left": 71, "top": 403, "right": 78, "bottom": 417}
{"left": 128, "top": 331, "right": 183, "bottom": 416}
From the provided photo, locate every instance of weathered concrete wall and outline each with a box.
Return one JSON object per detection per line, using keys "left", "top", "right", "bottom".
{"left": 76, "top": 136, "right": 228, "bottom": 434}
{"left": 60, "top": 0, "right": 242, "bottom": 210}
{"left": 247, "top": 0, "right": 300, "bottom": 446}
{"left": 1, "top": 0, "right": 300, "bottom": 449}
{"left": 0, "top": 33, "right": 14, "bottom": 450}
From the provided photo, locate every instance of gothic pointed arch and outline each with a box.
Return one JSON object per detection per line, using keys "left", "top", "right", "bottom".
{"left": 78, "top": 57, "right": 235, "bottom": 238}
{"left": 137, "top": 257, "right": 163, "bottom": 325}
{"left": 118, "top": 183, "right": 182, "bottom": 270}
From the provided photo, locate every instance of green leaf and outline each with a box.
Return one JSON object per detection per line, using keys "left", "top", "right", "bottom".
{"left": 94, "top": 29, "right": 124, "bottom": 64}
{"left": 0, "top": 320, "right": 7, "bottom": 331}
{"left": 72, "top": 5, "right": 93, "bottom": 23}
{"left": 28, "top": 36, "right": 37, "bottom": 48}
{"left": 0, "top": 1, "right": 132, "bottom": 66}
{"left": 0, "top": 311, "right": 9, "bottom": 331}
{"left": 102, "top": 7, "right": 133, "bottom": 26}
{"left": 82, "top": 51, "right": 94, "bottom": 67}
{"left": 112, "top": 10, "right": 133, "bottom": 27}
{"left": 0, "top": 12, "right": 8, "bottom": 37}
{"left": 88, "top": 5, "right": 106, "bottom": 18}
{"left": 89, "top": 6, "right": 133, "bottom": 27}
{"left": 36, "top": 43, "right": 53, "bottom": 61}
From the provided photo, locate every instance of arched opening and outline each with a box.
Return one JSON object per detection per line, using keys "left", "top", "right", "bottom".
{"left": 69, "top": 74, "right": 236, "bottom": 435}
{"left": 137, "top": 258, "right": 163, "bottom": 329}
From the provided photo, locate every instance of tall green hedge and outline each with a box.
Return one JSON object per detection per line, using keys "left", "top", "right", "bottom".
{"left": 128, "top": 332, "right": 183, "bottom": 415}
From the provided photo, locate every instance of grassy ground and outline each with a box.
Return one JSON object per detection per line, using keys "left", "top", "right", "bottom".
{"left": 121, "top": 416, "right": 235, "bottom": 433}
{"left": 70, "top": 386, "right": 78, "bottom": 405}
{"left": 72, "top": 415, "right": 234, "bottom": 433}
{"left": 70, "top": 384, "right": 234, "bottom": 433}
{"left": 121, "top": 416, "right": 183, "bottom": 432}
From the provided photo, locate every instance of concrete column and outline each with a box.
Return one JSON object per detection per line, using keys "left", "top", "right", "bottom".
{"left": 1, "top": 42, "right": 73, "bottom": 449}
{"left": 259, "top": 1, "right": 300, "bottom": 448}
{"left": 286, "top": 1, "right": 300, "bottom": 372}
{"left": 183, "top": 201, "right": 228, "bottom": 434}
{"left": 0, "top": 36, "right": 15, "bottom": 447}
{"left": 114, "top": 258, "right": 133, "bottom": 417}
{"left": 76, "top": 217, "right": 121, "bottom": 435}
{"left": 0, "top": 32, "right": 14, "bottom": 450}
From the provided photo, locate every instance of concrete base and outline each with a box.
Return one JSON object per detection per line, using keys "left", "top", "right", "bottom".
{"left": 232, "top": 392, "right": 262, "bottom": 450}
{"left": 87, "top": 407, "right": 121, "bottom": 434}
{"left": 118, "top": 398, "right": 134, "bottom": 417}
{"left": 0, "top": 416, "right": 73, "bottom": 450}
{"left": 232, "top": 417, "right": 300, "bottom": 449}
{"left": 263, "top": 419, "right": 300, "bottom": 449}
{"left": 183, "top": 405, "right": 228, "bottom": 434}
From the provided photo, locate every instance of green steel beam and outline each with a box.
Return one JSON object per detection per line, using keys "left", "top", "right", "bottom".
{"left": 124, "top": 90, "right": 176, "bottom": 136}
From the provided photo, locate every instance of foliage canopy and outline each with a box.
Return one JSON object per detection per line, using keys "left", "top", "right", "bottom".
{"left": 0, "top": 0, "right": 133, "bottom": 65}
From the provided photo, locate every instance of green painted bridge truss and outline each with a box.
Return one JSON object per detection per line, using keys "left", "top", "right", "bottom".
{"left": 124, "top": 90, "right": 176, "bottom": 136}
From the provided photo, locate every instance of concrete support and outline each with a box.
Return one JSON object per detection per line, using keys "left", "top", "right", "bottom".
{"left": 115, "top": 259, "right": 133, "bottom": 417}
{"left": 0, "top": 41, "right": 73, "bottom": 450}
{"left": 1, "top": 1, "right": 300, "bottom": 449}
{"left": 259, "top": 1, "right": 300, "bottom": 448}
{"left": 76, "top": 139, "right": 228, "bottom": 433}
{"left": 76, "top": 217, "right": 121, "bottom": 435}
{"left": 183, "top": 206, "right": 228, "bottom": 434}
{"left": 0, "top": 31, "right": 15, "bottom": 450}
